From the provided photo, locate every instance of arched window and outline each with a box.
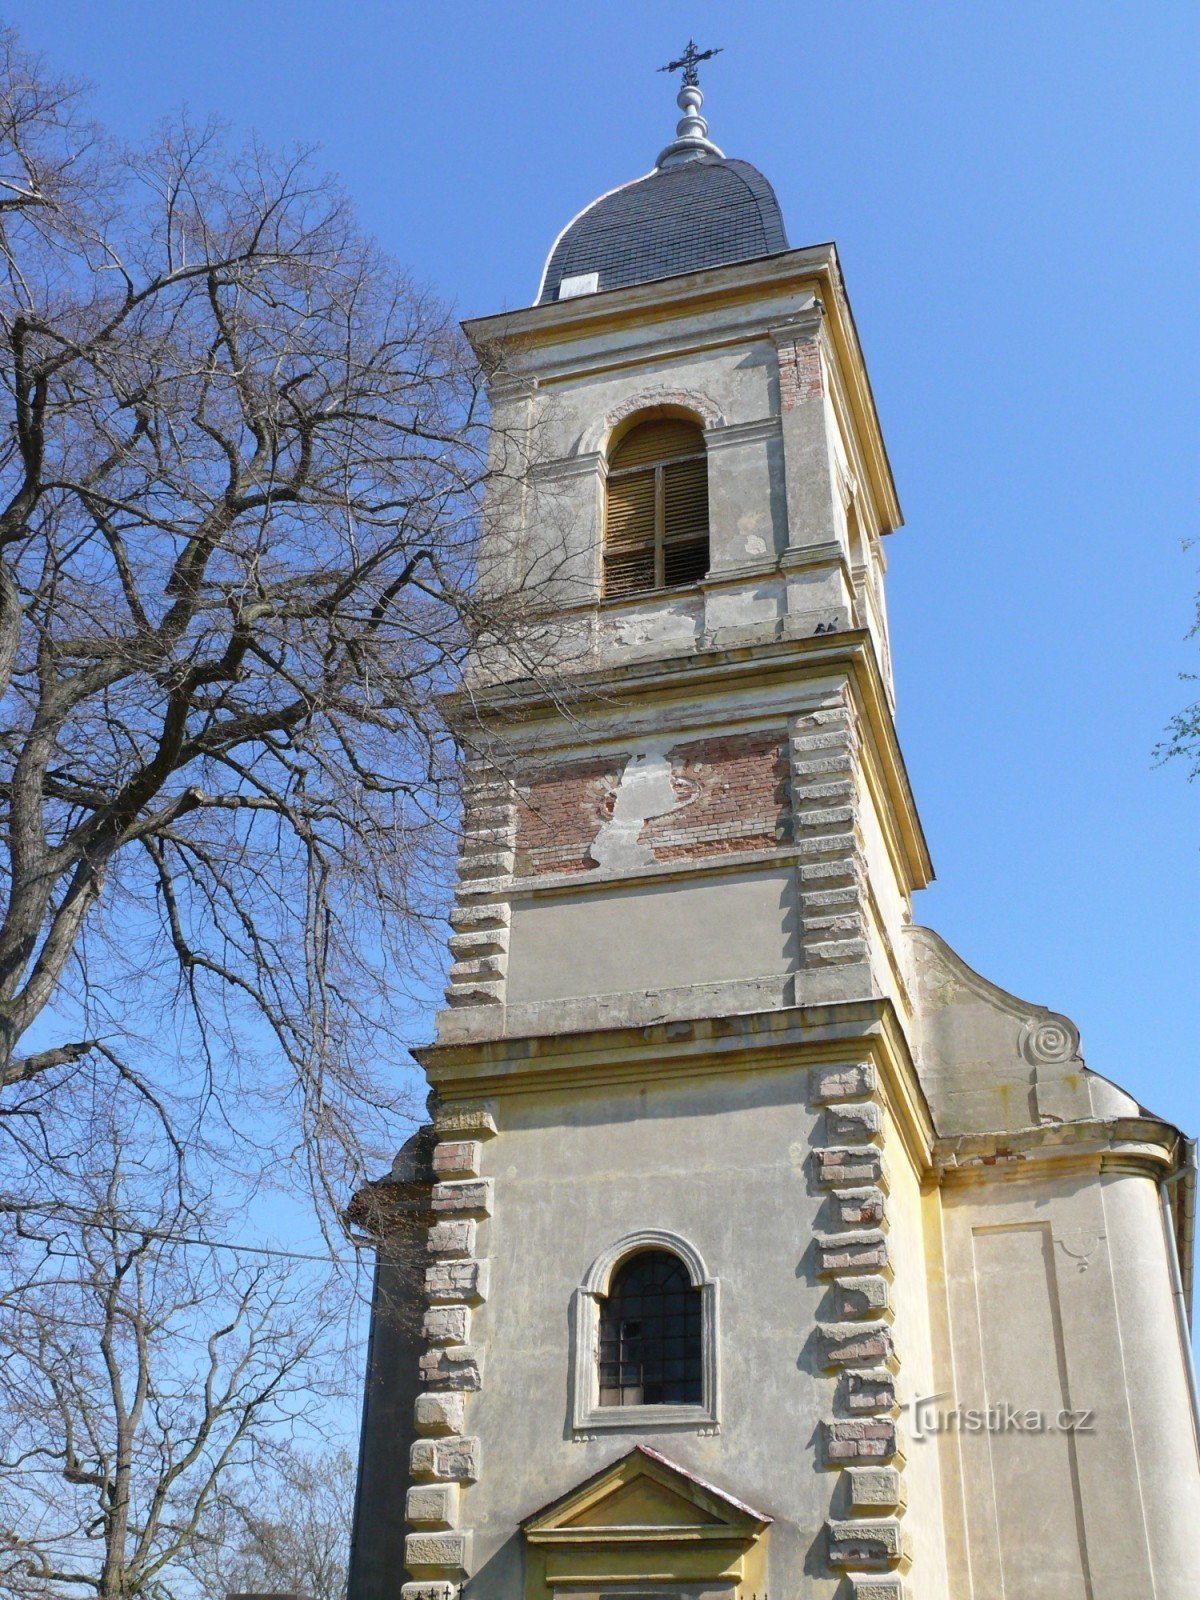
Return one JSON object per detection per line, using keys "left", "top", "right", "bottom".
{"left": 604, "top": 417, "right": 710, "bottom": 598}
{"left": 598, "top": 1249, "right": 703, "bottom": 1407}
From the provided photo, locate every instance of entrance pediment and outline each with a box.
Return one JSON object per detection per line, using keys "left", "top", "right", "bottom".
{"left": 522, "top": 1447, "right": 770, "bottom": 1599}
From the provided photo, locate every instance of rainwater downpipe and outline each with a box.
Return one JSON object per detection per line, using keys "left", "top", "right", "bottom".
{"left": 1161, "top": 1136, "right": 1200, "bottom": 1455}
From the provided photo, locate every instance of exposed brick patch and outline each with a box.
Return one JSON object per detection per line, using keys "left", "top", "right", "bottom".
{"left": 512, "top": 731, "right": 791, "bottom": 876}
{"left": 643, "top": 731, "right": 791, "bottom": 861}
{"left": 824, "top": 1418, "right": 902, "bottom": 1465}
{"left": 512, "top": 755, "right": 628, "bottom": 875}
{"left": 777, "top": 336, "right": 824, "bottom": 412}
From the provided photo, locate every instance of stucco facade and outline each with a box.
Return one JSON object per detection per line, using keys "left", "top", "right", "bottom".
{"left": 349, "top": 89, "right": 1200, "bottom": 1600}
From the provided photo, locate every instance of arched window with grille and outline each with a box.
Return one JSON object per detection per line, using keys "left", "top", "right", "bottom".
{"left": 603, "top": 416, "right": 710, "bottom": 598}
{"left": 572, "top": 1231, "right": 719, "bottom": 1432}
{"left": 598, "top": 1249, "right": 703, "bottom": 1407}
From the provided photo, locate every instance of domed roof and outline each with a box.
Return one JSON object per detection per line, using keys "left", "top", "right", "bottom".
{"left": 535, "top": 72, "right": 788, "bottom": 306}
{"left": 537, "top": 156, "right": 788, "bottom": 306}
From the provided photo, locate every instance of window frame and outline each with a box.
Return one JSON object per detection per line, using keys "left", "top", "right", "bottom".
{"left": 598, "top": 1248, "right": 703, "bottom": 1408}
{"left": 571, "top": 1230, "right": 720, "bottom": 1436}
{"left": 602, "top": 420, "right": 710, "bottom": 600}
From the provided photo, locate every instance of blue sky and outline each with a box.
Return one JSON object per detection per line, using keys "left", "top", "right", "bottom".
{"left": 9, "top": 1, "right": 1197, "bottom": 1140}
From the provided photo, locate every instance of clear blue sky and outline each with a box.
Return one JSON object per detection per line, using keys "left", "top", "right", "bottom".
{"left": 11, "top": 0, "right": 1198, "bottom": 1141}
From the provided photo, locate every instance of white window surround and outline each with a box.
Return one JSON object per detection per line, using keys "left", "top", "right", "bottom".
{"left": 571, "top": 1229, "right": 720, "bottom": 1435}
{"left": 555, "top": 1590, "right": 734, "bottom": 1600}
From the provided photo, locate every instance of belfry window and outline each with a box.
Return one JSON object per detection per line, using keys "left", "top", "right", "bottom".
{"left": 603, "top": 417, "right": 710, "bottom": 598}
{"left": 598, "top": 1249, "right": 703, "bottom": 1406}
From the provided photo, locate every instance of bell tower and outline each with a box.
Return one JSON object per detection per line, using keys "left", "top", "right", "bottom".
{"left": 350, "top": 53, "right": 1200, "bottom": 1600}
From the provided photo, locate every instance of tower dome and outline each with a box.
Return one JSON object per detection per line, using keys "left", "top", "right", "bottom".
{"left": 536, "top": 73, "right": 788, "bottom": 305}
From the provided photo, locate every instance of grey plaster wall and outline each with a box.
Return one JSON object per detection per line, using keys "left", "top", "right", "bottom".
{"left": 506, "top": 869, "right": 798, "bottom": 1006}
{"left": 462, "top": 1065, "right": 835, "bottom": 1597}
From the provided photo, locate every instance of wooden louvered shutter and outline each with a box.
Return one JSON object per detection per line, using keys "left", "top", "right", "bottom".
{"left": 662, "top": 456, "right": 709, "bottom": 587}
{"left": 603, "top": 468, "right": 657, "bottom": 597}
{"left": 604, "top": 418, "right": 709, "bottom": 598}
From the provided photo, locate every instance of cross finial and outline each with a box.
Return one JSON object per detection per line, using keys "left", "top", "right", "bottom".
{"left": 658, "top": 38, "right": 723, "bottom": 90}
{"left": 654, "top": 38, "right": 725, "bottom": 167}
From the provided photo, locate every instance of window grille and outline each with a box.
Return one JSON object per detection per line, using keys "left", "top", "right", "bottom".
{"left": 604, "top": 417, "right": 710, "bottom": 598}
{"left": 598, "top": 1249, "right": 703, "bottom": 1406}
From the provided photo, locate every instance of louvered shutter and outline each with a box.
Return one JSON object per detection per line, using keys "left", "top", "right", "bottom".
{"left": 603, "top": 468, "right": 657, "bottom": 596}
{"left": 609, "top": 417, "right": 705, "bottom": 470}
{"left": 662, "top": 456, "right": 709, "bottom": 587}
{"left": 604, "top": 417, "right": 710, "bottom": 598}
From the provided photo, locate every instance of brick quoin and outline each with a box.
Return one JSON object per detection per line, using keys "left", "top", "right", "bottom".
{"left": 513, "top": 731, "right": 791, "bottom": 875}
{"left": 777, "top": 337, "right": 824, "bottom": 412}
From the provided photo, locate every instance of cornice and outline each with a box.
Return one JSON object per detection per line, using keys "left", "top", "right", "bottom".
{"left": 448, "top": 629, "right": 933, "bottom": 893}
{"left": 703, "top": 414, "right": 782, "bottom": 451}
{"left": 417, "top": 995, "right": 893, "bottom": 1085}
{"left": 463, "top": 245, "right": 840, "bottom": 349}
{"left": 415, "top": 995, "right": 937, "bottom": 1173}
{"left": 932, "top": 1119, "right": 1182, "bottom": 1187}
{"left": 529, "top": 450, "right": 605, "bottom": 483}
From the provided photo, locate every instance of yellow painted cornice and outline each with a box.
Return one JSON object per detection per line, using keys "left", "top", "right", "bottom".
{"left": 416, "top": 994, "right": 937, "bottom": 1172}
{"left": 933, "top": 1120, "right": 1181, "bottom": 1186}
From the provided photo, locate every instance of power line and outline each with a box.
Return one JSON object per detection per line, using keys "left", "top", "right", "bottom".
{"left": 0, "top": 1196, "right": 372, "bottom": 1265}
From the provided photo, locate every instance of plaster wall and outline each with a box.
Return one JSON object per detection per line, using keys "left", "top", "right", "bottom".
{"left": 882, "top": 1128, "right": 950, "bottom": 1599}
{"left": 940, "top": 1168, "right": 1200, "bottom": 1597}
{"left": 505, "top": 868, "right": 797, "bottom": 1006}
{"left": 707, "top": 425, "right": 789, "bottom": 568}
{"left": 348, "top": 1214, "right": 431, "bottom": 1600}
{"left": 514, "top": 340, "right": 787, "bottom": 614}
{"left": 460, "top": 1064, "right": 837, "bottom": 1598}
{"left": 537, "top": 341, "right": 775, "bottom": 463}
{"left": 596, "top": 589, "right": 705, "bottom": 659}
{"left": 819, "top": 380, "right": 851, "bottom": 566}
{"left": 478, "top": 298, "right": 864, "bottom": 679}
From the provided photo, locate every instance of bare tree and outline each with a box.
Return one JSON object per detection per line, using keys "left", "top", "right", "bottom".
{"left": 0, "top": 29, "right": 548, "bottom": 1207}
{"left": 185, "top": 1445, "right": 355, "bottom": 1600}
{"left": 0, "top": 31, "right": 561, "bottom": 1587}
{"left": 1162, "top": 549, "right": 1200, "bottom": 780}
{"left": 0, "top": 1107, "right": 344, "bottom": 1600}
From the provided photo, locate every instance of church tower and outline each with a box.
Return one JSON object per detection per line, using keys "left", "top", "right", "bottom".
{"left": 350, "top": 55, "right": 1200, "bottom": 1600}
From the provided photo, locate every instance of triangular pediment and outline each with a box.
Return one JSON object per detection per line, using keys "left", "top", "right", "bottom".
{"left": 523, "top": 1445, "right": 771, "bottom": 1538}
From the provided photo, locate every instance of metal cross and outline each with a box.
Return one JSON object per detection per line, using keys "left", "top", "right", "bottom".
{"left": 658, "top": 38, "right": 723, "bottom": 89}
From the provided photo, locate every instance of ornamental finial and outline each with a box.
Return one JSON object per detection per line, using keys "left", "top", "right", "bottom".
{"left": 656, "top": 40, "right": 725, "bottom": 167}
{"left": 658, "top": 39, "right": 723, "bottom": 89}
